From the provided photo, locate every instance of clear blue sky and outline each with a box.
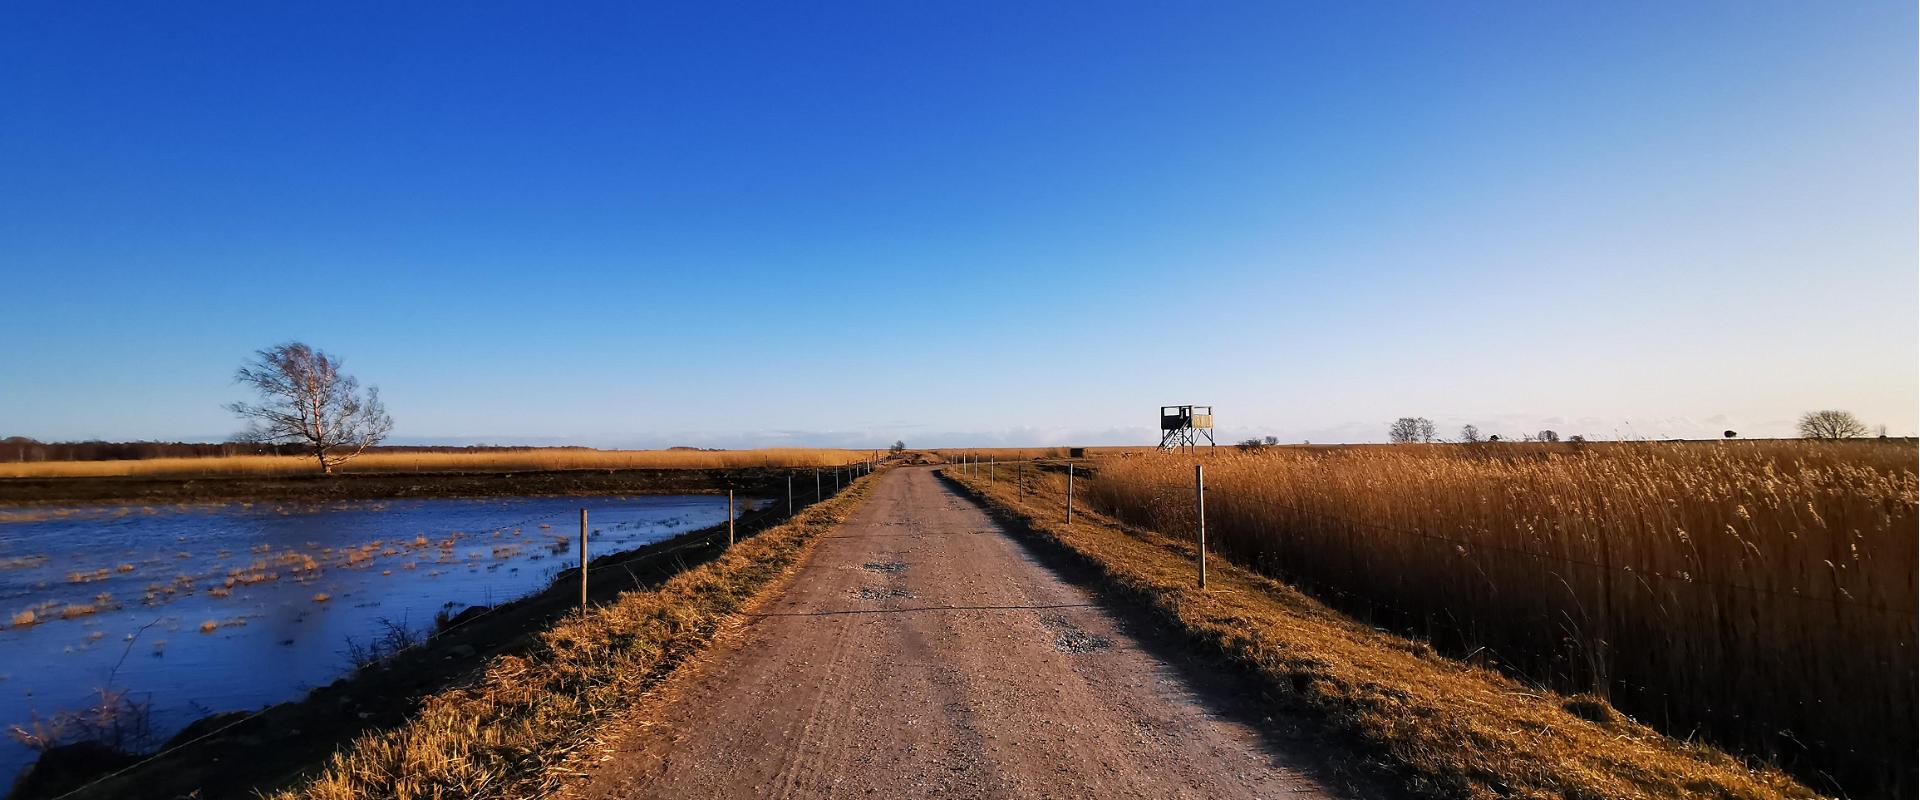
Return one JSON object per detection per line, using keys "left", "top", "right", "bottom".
{"left": 2, "top": 2, "right": 1914, "bottom": 447}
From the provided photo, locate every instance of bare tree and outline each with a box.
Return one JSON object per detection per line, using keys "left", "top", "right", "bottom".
{"left": 1388, "top": 417, "right": 1436, "bottom": 444}
{"left": 1798, "top": 410, "right": 1868, "bottom": 439}
{"left": 1459, "top": 424, "right": 1482, "bottom": 443}
{"left": 1536, "top": 429, "right": 1560, "bottom": 443}
{"left": 889, "top": 440, "right": 906, "bottom": 454}
{"left": 227, "top": 342, "right": 393, "bottom": 474}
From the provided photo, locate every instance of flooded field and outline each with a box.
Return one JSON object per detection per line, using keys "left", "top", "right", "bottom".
{"left": 0, "top": 494, "right": 739, "bottom": 787}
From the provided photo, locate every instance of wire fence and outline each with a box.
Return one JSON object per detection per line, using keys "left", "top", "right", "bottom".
{"left": 40, "top": 462, "right": 880, "bottom": 800}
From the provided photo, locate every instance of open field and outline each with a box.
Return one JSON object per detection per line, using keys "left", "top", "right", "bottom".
{"left": 0, "top": 448, "right": 877, "bottom": 480}
{"left": 1057, "top": 440, "right": 1915, "bottom": 798}
{"left": 944, "top": 464, "right": 1823, "bottom": 800}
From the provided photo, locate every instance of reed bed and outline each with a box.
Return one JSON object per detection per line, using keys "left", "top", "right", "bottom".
{"left": 0, "top": 448, "right": 874, "bottom": 479}
{"left": 1078, "top": 440, "right": 1916, "bottom": 798}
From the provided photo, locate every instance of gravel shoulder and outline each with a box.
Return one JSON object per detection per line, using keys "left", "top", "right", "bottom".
{"left": 568, "top": 466, "right": 1395, "bottom": 799}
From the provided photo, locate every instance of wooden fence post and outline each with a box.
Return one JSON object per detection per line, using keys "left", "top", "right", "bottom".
{"left": 579, "top": 508, "right": 589, "bottom": 613}
{"left": 1066, "top": 463, "right": 1074, "bottom": 525}
{"left": 1196, "top": 464, "right": 1207, "bottom": 590}
{"left": 727, "top": 489, "right": 735, "bottom": 548}
{"left": 787, "top": 474, "right": 793, "bottom": 516}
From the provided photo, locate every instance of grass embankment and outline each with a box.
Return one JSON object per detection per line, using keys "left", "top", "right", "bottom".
{"left": 1083, "top": 442, "right": 1915, "bottom": 798}
{"left": 0, "top": 448, "right": 876, "bottom": 479}
{"left": 243, "top": 468, "right": 876, "bottom": 800}
{"left": 944, "top": 465, "right": 1823, "bottom": 800}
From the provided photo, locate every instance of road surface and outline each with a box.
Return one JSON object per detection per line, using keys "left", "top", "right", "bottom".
{"left": 570, "top": 466, "right": 1384, "bottom": 799}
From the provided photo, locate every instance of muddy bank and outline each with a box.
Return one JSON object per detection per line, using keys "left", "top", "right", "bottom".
{"left": 5, "top": 481, "right": 841, "bottom": 800}
{"left": 0, "top": 467, "right": 826, "bottom": 507}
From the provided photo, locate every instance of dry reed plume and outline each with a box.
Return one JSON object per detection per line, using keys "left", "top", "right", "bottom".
{"left": 1078, "top": 440, "right": 1916, "bottom": 798}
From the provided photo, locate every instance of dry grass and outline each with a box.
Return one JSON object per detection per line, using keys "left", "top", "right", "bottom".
{"left": 947, "top": 465, "right": 1826, "bottom": 800}
{"left": 264, "top": 467, "right": 879, "bottom": 799}
{"left": 0, "top": 448, "right": 876, "bottom": 479}
{"left": 1071, "top": 440, "right": 1915, "bottom": 798}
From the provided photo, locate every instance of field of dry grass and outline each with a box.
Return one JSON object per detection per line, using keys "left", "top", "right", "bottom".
{"left": 0, "top": 448, "right": 877, "bottom": 479}
{"left": 946, "top": 463, "right": 1827, "bottom": 800}
{"left": 1063, "top": 440, "right": 1914, "bottom": 798}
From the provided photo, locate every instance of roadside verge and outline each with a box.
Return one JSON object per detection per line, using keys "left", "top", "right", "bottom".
{"left": 941, "top": 467, "right": 1821, "bottom": 800}
{"left": 265, "top": 468, "right": 877, "bottom": 799}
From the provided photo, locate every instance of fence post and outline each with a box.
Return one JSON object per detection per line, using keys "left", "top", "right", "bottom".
{"left": 579, "top": 508, "right": 589, "bottom": 613}
{"left": 1019, "top": 462, "right": 1025, "bottom": 496}
{"left": 815, "top": 468, "right": 821, "bottom": 500}
{"left": 1066, "top": 463, "right": 1074, "bottom": 525}
{"left": 787, "top": 474, "right": 793, "bottom": 516}
{"left": 727, "top": 489, "right": 735, "bottom": 548}
{"left": 1196, "top": 464, "right": 1207, "bottom": 590}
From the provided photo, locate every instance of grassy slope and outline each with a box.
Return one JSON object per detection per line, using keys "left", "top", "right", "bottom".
{"left": 259, "top": 468, "right": 880, "bottom": 800}
{"left": 944, "top": 467, "right": 1822, "bottom": 800}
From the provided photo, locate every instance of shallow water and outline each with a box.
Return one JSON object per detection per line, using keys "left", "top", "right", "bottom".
{"left": 0, "top": 494, "right": 738, "bottom": 787}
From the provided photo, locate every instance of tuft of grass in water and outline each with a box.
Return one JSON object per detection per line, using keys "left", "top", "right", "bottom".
{"left": 267, "top": 468, "right": 880, "bottom": 800}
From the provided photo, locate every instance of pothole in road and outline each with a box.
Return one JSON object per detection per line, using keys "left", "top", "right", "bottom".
{"left": 862, "top": 561, "right": 908, "bottom": 574}
{"left": 856, "top": 586, "right": 915, "bottom": 600}
{"left": 1039, "top": 613, "right": 1112, "bottom": 654}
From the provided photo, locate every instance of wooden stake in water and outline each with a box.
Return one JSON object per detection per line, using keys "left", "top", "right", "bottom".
{"left": 1196, "top": 464, "right": 1207, "bottom": 590}
{"left": 579, "top": 508, "right": 589, "bottom": 613}
{"left": 727, "top": 490, "right": 735, "bottom": 548}
{"left": 815, "top": 468, "right": 821, "bottom": 500}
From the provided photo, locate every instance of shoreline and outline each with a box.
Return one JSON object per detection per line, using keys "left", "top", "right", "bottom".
{"left": 5, "top": 469, "right": 859, "bottom": 800}
{"left": 0, "top": 466, "right": 837, "bottom": 507}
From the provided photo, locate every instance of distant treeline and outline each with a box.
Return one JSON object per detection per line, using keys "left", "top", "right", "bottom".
{"left": 0, "top": 437, "right": 582, "bottom": 463}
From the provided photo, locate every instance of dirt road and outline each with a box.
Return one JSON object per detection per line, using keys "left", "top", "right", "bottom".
{"left": 571, "top": 466, "right": 1386, "bottom": 799}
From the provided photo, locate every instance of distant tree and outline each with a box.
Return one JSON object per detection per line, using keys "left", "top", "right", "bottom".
{"left": 889, "top": 440, "right": 906, "bottom": 454}
{"left": 1536, "top": 429, "right": 1560, "bottom": 443}
{"left": 1723, "top": 430, "right": 1738, "bottom": 439}
{"left": 1459, "top": 424, "right": 1482, "bottom": 444}
{"left": 1236, "top": 437, "right": 1278, "bottom": 453}
{"left": 1798, "top": 410, "right": 1868, "bottom": 440}
{"left": 227, "top": 342, "right": 393, "bottom": 474}
{"left": 1875, "top": 424, "right": 1889, "bottom": 439}
{"left": 1567, "top": 434, "right": 1587, "bottom": 443}
{"left": 1388, "top": 417, "right": 1436, "bottom": 444}
{"left": 1486, "top": 434, "right": 1500, "bottom": 442}
{"left": 1263, "top": 435, "right": 1279, "bottom": 446}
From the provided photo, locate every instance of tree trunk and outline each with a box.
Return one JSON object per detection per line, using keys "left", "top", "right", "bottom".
{"left": 316, "top": 448, "right": 332, "bottom": 475}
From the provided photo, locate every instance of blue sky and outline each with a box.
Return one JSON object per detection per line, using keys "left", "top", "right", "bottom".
{"left": 2, "top": 2, "right": 1914, "bottom": 447}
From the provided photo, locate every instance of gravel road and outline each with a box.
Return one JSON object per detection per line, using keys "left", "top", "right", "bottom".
{"left": 570, "top": 466, "right": 1388, "bottom": 799}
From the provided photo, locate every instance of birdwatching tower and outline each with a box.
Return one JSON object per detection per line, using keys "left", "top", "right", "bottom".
{"left": 1158, "top": 405, "right": 1215, "bottom": 452}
